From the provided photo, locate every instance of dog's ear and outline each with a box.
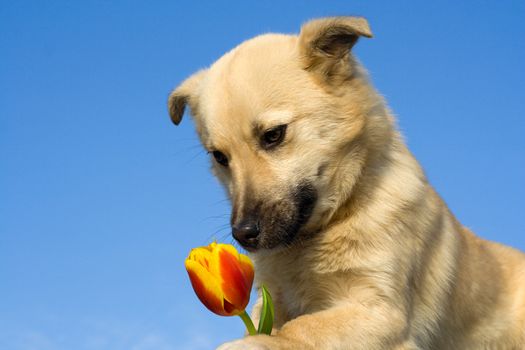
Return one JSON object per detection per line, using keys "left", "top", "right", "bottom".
{"left": 168, "top": 70, "right": 207, "bottom": 125}
{"left": 298, "top": 17, "right": 372, "bottom": 81}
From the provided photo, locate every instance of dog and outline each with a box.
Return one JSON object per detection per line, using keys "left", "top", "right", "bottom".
{"left": 168, "top": 17, "right": 525, "bottom": 350}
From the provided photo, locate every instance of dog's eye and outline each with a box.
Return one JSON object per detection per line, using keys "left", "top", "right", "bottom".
{"left": 212, "top": 150, "right": 229, "bottom": 166}
{"left": 262, "top": 124, "right": 287, "bottom": 149}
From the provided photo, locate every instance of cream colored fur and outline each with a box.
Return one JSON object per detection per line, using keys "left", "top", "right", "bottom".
{"left": 169, "top": 17, "right": 525, "bottom": 350}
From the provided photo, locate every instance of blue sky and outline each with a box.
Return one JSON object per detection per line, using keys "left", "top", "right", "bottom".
{"left": 1, "top": 1, "right": 524, "bottom": 349}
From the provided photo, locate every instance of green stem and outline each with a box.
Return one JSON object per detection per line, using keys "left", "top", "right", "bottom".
{"left": 238, "top": 310, "right": 257, "bottom": 335}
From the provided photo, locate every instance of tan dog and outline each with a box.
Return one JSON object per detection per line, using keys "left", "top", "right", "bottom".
{"left": 168, "top": 17, "right": 525, "bottom": 350}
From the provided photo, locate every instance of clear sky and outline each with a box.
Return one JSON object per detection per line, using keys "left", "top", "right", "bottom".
{"left": 1, "top": 1, "right": 524, "bottom": 349}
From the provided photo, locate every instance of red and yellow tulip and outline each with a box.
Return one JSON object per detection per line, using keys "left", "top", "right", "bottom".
{"left": 185, "top": 242, "right": 254, "bottom": 312}
{"left": 185, "top": 242, "right": 273, "bottom": 335}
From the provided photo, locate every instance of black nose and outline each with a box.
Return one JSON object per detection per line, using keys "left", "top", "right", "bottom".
{"left": 232, "top": 221, "right": 260, "bottom": 249}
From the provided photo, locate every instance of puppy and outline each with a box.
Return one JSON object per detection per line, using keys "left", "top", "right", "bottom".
{"left": 168, "top": 17, "right": 525, "bottom": 350}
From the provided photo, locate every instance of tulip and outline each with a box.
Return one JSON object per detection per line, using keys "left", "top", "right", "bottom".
{"left": 185, "top": 242, "right": 257, "bottom": 334}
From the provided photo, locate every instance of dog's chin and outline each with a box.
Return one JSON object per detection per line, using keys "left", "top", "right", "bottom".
{"left": 234, "top": 233, "right": 285, "bottom": 252}
{"left": 241, "top": 224, "right": 316, "bottom": 252}
{"left": 238, "top": 236, "right": 288, "bottom": 253}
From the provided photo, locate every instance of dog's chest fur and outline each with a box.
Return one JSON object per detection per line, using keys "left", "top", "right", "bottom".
{"left": 252, "top": 230, "right": 401, "bottom": 322}
{"left": 254, "top": 250, "right": 337, "bottom": 320}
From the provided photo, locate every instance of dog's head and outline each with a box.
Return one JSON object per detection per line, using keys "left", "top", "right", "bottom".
{"left": 169, "top": 17, "right": 386, "bottom": 251}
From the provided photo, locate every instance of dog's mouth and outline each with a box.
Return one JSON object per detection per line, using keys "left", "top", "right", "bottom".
{"left": 232, "top": 182, "right": 318, "bottom": 251}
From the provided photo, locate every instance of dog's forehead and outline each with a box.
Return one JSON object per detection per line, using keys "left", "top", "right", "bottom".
{"left": 198, "top": 34, "right": 305, "bottom": 148}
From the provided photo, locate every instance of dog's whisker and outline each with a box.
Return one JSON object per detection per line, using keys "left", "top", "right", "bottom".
{"left": 200, "top": 215, "right": 230, "bottom": 222}
{"left": 169, "top": 143, "right": 205, "bottom": 157}
{"left": 203, "top": 222, "right": 232, "bottom": 243}
{"left": 209, "top": 198, "right": 230, "bottom": 206}
{"left": 183, "top": 150, "right": 207, "bottom": 164}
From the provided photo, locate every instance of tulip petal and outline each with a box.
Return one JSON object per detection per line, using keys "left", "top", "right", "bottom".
{"left": 185, "top": 259, "right": 229, "bottom": 316}
{"left": 214, "top": 244, "right": 250, "bottom": 311}
{"left": 188, "top": 246, "right": 213, "bottom": 269}
{"left": 239, "top": 253, "right": 255, "bottom": 289}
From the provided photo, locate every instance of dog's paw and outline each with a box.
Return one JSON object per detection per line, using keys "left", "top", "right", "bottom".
{"left": 216, "top": 337, "right": 271, "bottom": 350}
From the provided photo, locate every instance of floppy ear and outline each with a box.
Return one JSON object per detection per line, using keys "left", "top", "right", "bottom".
{"left": 167, "top": 70, "right": 207, "bottom": 125}
{"left": 298, "top": 17, "right": 372, "bottom": 80}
